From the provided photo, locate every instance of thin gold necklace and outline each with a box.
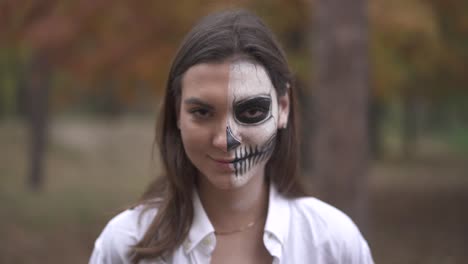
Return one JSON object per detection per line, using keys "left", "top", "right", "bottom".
{"left": 214, "top": 217, "right": 261, "bottom": 236}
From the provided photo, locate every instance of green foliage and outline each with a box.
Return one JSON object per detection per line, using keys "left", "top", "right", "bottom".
{"left": 448, "top": 126, "right": 468, "bottom": 154}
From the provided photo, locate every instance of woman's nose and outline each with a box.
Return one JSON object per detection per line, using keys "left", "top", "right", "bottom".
{"left": 212, "top": 125, "right": 241, "bottom": 152}
{"left": 226, "top": 126, "right": 241, "bottom": 150}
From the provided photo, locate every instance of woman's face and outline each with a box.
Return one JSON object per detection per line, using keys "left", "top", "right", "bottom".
{"left": 178, "top": 60, "right": 289, "bottom": 190}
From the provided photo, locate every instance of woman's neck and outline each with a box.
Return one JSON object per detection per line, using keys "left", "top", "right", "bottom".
{"left": 197, "top": 174, "right": 269, "bottom": 234}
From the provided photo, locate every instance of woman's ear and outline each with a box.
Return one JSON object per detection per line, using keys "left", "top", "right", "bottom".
{"left": 278, "top": 85, "right": 290, "bottom": 129}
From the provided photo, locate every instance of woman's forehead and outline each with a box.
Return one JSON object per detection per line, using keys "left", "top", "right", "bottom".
{"left": 182, "top": 62, "right": 230, "bottom": 87}
{"left": 228, "top": 61, "right": 274, "bottom": 99}
{"left": 181, "top": 60, "right": 274, "bottom": 100}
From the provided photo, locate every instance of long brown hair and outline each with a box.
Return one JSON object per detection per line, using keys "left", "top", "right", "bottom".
{"left": 132, "top": 9, "right": 306, "bottom": 263}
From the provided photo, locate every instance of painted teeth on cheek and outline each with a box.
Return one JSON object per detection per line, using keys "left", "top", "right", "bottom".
{"left": 241, "top": 146, "right": 246, "bottom": 175}
{"left": 245, "top": 146, "right": 249, "bottom": 174}
{"left": 248, "top": 146, "right": 252, "bottom": 170}
{"left": 239, "top": 148, "right": 242, "bottom": 175}
{"left": 236, "top": 148, "right": 240, "bottom": 177}
{"left": 254, "top": 146, "right": 260, "bottom": 164}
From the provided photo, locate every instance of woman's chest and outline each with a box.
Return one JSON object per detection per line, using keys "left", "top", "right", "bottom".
{"left": 210, "top": 234, "right": 272, "bottom": 264}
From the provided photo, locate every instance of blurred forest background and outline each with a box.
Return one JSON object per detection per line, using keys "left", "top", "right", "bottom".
{"left": 1, "top": 0, "right": 467, "bottom": 263}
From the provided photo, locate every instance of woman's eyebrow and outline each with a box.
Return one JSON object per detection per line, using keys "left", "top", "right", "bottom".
{"left": 184, "top": 97, "right": 214, "bottom": 109}
{"left": 234, "top": 95, "right": 271, "bottom": 107}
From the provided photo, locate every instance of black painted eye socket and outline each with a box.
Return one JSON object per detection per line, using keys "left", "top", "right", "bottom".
{"left": 234, "top": 97, "right": 271, "bottom": 124}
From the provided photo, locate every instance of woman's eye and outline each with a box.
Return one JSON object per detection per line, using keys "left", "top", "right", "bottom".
{"left": 237, "top": 107, "right": 268, "bottom": 123}
{"left": 234, "top": 96, "right": 271, "bottom": 124}
{"left": 241, "top": 108, "right": 266, "bottom": 119}
{"left": 189, "top": 108, "right": 212, "bottom": 119}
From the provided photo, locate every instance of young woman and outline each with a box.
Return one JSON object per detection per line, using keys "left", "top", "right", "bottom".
{"left": 90, "top": 9, "right": 374, "bottom": 264}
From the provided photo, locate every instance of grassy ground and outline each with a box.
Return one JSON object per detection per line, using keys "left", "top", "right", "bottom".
{"left": 1, "top": 117, "right": 467, "bottom": 263}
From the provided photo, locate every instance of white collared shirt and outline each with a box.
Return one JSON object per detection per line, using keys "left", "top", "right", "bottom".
{"left": 90, "top": 185, "right": 374, "bottom": 264}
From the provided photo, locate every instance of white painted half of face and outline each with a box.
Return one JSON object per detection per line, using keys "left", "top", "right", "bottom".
{"left": 225, "top": 60, "right": 280, "bottom": 187}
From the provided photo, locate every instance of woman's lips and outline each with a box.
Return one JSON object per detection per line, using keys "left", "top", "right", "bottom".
{"left": 209, "top": 156, "right": 236, "bottom": 172}
{"left": 210, "top": 157, "right": 235, "bottom": 164}
{"left": 211, "top": 155, "right": 250, "bottom": 164}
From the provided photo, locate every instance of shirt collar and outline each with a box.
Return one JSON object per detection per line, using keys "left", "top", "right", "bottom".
{"left": 185, "top": 189, "right": 214, "bottom": 253}
{"left": 264, "top": 183, "right": 290, "bottom": 245}
{"left": 185, "top": 183, "right": 290, "bottom": 252}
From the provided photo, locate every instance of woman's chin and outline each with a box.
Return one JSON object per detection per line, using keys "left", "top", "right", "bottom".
{"left": 204, "top": 173, "right": 251, "bottom": 190}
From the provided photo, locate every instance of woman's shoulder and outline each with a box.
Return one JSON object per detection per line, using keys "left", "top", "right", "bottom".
{"left": 89, "top": 204, "right": 158, "bottom": 263}
{"left": 291, "top": 196, "right": 357, "bottom": 231}
{"left": 108, "top": 204, "right": 158, "bottom": 236}
{"left": 287, "top": 196, "right": 374, "bottom": 263}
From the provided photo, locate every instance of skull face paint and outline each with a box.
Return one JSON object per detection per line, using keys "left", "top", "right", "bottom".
{"left": 226, "top": 60, "right": 279, "bottom": 185}
{"left": 179, "top": 60, "right": 286, "bottom": 190}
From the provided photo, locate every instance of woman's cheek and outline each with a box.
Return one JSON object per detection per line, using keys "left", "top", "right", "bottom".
{"left": 181, "top": 124, "right": 210, "bottom": 150}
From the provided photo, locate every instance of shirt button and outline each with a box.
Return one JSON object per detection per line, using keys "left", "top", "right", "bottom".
{"left": 202, "top": 236, "right": 212, "bottom": 246}
{"left": 184, "top": 240, "right": 191, "bottom": 251}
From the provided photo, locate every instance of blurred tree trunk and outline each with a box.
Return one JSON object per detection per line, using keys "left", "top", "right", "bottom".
{"left": 311, "top": 0, "right": 370, "bottom": 226}
{"left": 401, "top": 89, "right": 419, "bottom": 158}
{"left": 0, "top": 51, "right": 14, "bottom": 118}
{"left": 26, "top": 53, "right": 50, "bottom": 191}
{"left": 369, "top": 97, "right": 385, "bottom": 159}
